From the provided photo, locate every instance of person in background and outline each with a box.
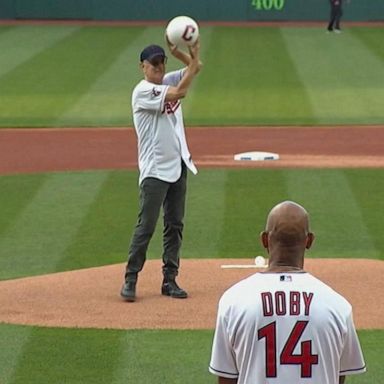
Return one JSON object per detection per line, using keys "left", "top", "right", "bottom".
{"left": 327, "top": 0, "right": 348, "bottom": 33}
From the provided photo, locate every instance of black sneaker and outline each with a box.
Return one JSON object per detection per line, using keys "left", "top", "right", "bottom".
{"left": 161, "top": 279, "right": 188, "bottom": 299}
{"left": 120, "top": 281, "right": 136, "bottom": 302}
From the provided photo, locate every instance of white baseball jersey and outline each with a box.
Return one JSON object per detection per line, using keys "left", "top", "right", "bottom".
{"left": 132, "top": 69, "right": 197, "bottom": 185}
{"left": 209, "top": 272, "right": 366, "bottom": 384}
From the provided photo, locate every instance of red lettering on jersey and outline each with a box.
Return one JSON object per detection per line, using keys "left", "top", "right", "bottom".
{"left": 261, "top": 292, "right": 273, "bottom": 316}
{"left": 290, "top": 291, "right": 300, "bottom": 315}
{"left": 258, "top": 322, "right": 277, "bottom": 377}
{"left": 303, "top": 292, "right": 314, "bottom": 316}
{"left": 261, "top": 291, "right": 314, "bottom": 317}
{"left": 275, "top": 291, "right": 286, "bottom": 315}
{"left": 280, "top": 321, "right": 319, "bottom": 377}
{"left": 162, "top": 100, "right": 181, "bottom": 114}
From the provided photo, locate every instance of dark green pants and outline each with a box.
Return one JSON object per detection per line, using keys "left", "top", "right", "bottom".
{"left": 125, "top": 164, "right": 187, "bottom": 282}
{"left": 327, "top": 4, "right": 342, "bottom": 30}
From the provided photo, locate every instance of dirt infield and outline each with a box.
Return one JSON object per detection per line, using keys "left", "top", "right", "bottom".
{"left": 0, "top": 126, "right": 383, "bottom": 330}
{"left": 1, "top": 126, "right": 384, "bottom": 174}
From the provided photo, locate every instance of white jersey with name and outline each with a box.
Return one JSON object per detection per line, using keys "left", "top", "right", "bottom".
{"left": 209, "top": 272, "right": 366, "bottom": 384}
{"left": 132, "top": 69, "right": 197, "bottom": 185}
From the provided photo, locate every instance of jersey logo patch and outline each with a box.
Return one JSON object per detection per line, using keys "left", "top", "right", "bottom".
{"left": 280, "top": 275, "right": 292, "bottom": 282}
{"left": 151, "top": 87, "right": 161, "bottom": 97}
{"left": 163, "top": 100, "right": 181, "bottom": 114}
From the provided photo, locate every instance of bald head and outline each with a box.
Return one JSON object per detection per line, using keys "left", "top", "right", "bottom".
{"left": 261, "top": 201, "right": 314, "bottom": 269}
{"left": 266, "top": 201, "right": 310, "bottom": 246}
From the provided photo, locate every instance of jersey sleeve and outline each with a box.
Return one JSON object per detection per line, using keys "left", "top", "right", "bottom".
{"left": 339, "top": 311, "right": 366, "bottom": 376}
{"left": 163, "top": 69, "right": 185, "bottom": 87}
{"left": 209, "top": 300, "right": 239, "bottom": 380}
{"left": 132, "top": 81, "right": 169, "bottom": 112}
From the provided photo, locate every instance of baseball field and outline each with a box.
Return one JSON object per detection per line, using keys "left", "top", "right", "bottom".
{"left": 0, "top": 21, "right": 383, "bottom": 383}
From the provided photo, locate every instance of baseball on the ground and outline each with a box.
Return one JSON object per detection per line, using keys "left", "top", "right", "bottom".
{"left": 254, "top": 255, "right": 266, "bottom": 267}
{"left": 165, "top": 16, "right": 199, "bottom": 47}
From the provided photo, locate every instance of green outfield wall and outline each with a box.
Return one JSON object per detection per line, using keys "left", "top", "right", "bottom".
{"left": 0, "top": 0, "right": 383, "bottom": 21}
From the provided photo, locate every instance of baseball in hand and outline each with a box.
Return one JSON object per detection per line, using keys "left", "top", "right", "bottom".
{"left": 165, "top": 16, "right": 199, "bottom": 47}
{"left": 254, "top": 256, "right": 266, "bottom": 267}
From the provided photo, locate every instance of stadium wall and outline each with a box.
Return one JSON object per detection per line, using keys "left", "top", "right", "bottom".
{"left": 1, "top": 0, "right": 383, "bottom": 22}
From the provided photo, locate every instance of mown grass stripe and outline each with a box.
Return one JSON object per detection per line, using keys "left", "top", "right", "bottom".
{"left": 0, "top": 171, "right": 108, "bottom": 280}
{"left": 176, "top": 169, "right": 226, "bottom": 258}
{"left": 218, "top": 169, "right": 289, "bottom": 258}
{"left": 0, "top": 26, "right": 12, "bottom": 35}
{"left": 56, "top": 171, "right": 137, "bottom": 270}
{"left": 54, "top": 27, "right": 146, "bottom": 127}
{"left": 0, "top": 324, "right": 31, "bottom": 384}
{"left": 345, "top": 170, "right": 384, "bottom": 260}
{"left": 186, "top": 27, "right": 315, "bottom": 125}
{"left": 281, "top": 27, "right": 384, "bottom": 124}
{"left": 6, "top": 326, "right": 124, "bottom": 384}
{"left": 0, "top": 27, "right": 139, "bottom": 127}
{"left": 110, "top": 330, "right": 216, "bottom": 384}
{"left": 1, "top": 26, "right": 383, "bottom": 127}
{"left": 350, "top": 27, "right": 384, "bottom": 64}
{"left": 1, "top": 169, "right": 383, "bottom": 280}
{"left": 0, "top": 26, "right": 79, "bottom": 79}
{"left": 0, "top": 174, "right": 47, "bottom": 237}
{"left": 285, "top": 170, "right": 379, "bottom": 259}
{"left": 2, "top": 325, "right": 380, "bottom": 384}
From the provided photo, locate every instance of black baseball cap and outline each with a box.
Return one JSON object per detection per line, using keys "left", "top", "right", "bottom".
{"left": 140, "top": 45, "right": 167, "bottom": 63}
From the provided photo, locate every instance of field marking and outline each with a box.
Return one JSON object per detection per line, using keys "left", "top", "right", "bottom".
{"left": 221, "top": 264, "right": 267, "bottom": 269}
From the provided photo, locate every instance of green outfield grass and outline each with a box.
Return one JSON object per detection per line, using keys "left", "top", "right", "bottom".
{"left": 0, "top": 324, "right": 380, "bottom": 383}
{"left": 0, "top": 168, "right": 383, "bottom": 280}
{"left": 0, "top": 25, "right": 383, "bottom": 127}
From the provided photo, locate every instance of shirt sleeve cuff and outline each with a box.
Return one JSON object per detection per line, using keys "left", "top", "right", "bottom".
{"left": 209, "top": 365, "right": 238, "bottom": 379}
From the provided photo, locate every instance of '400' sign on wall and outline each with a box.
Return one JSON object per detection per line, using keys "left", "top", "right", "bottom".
{"left": 252, "top": 0, "right": 285, "bottom": 10}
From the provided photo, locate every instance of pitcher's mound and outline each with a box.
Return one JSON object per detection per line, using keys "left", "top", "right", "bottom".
{"left": 0, "top": 259, "right": 382, "bottom": 330}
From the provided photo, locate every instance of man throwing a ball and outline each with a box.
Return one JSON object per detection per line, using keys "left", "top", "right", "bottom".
{"left": 121, "top": 37, "right": 202, "bottom": 302}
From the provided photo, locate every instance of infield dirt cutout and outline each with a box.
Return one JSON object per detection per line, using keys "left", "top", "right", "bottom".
{"left": 0, "top": 126, "right": 383, "bottom": 330}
